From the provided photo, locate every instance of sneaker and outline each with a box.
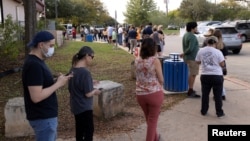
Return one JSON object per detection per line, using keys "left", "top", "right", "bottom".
{"left": 201, "top": 112, "right": 207, "bottom": 116}
{"left": 217, "top": 113, "right": 225, "bottom": 118}
{"left": 187, "top": 91, "right": 201, "bottom": 98}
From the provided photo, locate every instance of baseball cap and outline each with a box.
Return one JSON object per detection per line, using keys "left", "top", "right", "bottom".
{"left": 27, "top": 31, "right": 55, "bottom": 48}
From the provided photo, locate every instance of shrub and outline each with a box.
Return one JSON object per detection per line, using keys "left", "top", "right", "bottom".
{"left": 0, "top": 15, "right": 24, "bottom": 60}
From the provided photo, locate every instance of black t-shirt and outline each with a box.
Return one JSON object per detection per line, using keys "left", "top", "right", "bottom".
{"left": 22, "top": 55, "right": 58, "bottom": 120}
{"left": 142, "top": 26, "right": 153, "bottom": 36}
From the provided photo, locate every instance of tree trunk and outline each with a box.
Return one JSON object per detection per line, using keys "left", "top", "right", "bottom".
{"left": 23, "top": 0, "right": 37, "bottom": 56}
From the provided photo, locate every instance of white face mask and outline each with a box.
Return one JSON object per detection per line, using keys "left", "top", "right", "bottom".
{"left": 42, "top": 47, "right": 54, "bottom": 57}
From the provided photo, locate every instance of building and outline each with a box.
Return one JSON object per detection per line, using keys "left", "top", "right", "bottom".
{"left": 0, "top": 0, "right": 45, "bottom": 25}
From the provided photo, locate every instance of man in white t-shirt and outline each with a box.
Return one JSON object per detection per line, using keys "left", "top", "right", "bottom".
{"left": 118, "top": 25, "right": 123, "bottom": 45}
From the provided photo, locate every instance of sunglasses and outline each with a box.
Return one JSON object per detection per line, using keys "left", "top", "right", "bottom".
{"left": 88, "top": 54, "right": 94, "bottom": 59}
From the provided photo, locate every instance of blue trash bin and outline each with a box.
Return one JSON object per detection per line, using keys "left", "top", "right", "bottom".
{"left": 163, "top": 59, "right": 188, "bottom": 92}
{"left": 86, "top": 34, "right": 93, "bottom": 42}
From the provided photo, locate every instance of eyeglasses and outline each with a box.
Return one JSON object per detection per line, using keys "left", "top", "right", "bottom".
{"left": 88, "top": 54, "right": 94, "bottom": 59}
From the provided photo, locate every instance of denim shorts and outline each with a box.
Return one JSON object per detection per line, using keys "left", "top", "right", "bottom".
{"left": 29, "top": 117, "right": 58, "bottom": 141}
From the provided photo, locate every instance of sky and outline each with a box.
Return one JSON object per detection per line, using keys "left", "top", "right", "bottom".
{"left": 100, "top": 0, "right": 182, "bottom": 23}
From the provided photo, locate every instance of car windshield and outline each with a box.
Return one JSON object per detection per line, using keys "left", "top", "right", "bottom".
{"left": 216, "top": 27, "right": 238, "bottom": 34}
{"left": 197, "top": 26, "right": 210, "bottom": 34}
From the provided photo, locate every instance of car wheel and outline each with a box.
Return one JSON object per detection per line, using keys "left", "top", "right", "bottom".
{"left": 232, "top": 49, "right": 241, "bottom": 54}
{"left": 241, "top": 35, "right": 247, "bottom": 42}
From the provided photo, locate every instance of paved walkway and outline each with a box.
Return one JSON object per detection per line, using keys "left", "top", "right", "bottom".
{"left": 58, "top": 41, "right": 250, "bottom": 141}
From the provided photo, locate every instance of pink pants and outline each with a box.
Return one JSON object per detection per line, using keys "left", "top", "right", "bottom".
{"left": 136, "top": 91, "right": 164, "bottom": 141}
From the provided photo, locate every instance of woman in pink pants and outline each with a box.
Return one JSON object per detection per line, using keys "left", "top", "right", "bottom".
{"left": 135, "top": 38, "right": 164, "bottom": 141}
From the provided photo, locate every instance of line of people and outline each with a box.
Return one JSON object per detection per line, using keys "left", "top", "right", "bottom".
{"left": 181, "top": 21, "right": 227, "bottom": 118}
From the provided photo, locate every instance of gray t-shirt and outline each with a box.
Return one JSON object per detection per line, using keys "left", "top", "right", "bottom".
{"left": 68, "top": 67, "right": 94, "bottom": 115}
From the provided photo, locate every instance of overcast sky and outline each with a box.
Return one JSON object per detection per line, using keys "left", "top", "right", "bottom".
{"left": 100, "top": 0, "right": 182, "bottom": 23}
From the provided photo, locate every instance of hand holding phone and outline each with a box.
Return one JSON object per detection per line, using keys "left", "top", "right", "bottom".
{"left": 65, "top": 71, "right": 73, "bottom": 76}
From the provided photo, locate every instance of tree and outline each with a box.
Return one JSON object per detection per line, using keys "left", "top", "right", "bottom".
{"left": 23, "top": 0, "right": 37, "bottom": 56}
{"left": 179, "top": 0, "right": 212, "bottom": 21}
{"left": 124, "top": 0, "right": 157, "bottom": 26}
{"left": 45, "top": 0, "right": 111, "bottom": 26}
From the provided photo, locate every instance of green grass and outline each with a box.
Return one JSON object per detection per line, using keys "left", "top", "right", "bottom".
{"left": 163, "top": 29, "right": 180, "bottom": 35}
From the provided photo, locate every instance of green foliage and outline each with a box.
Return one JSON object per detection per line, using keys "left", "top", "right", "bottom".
{"left": 37, "top": 19, "right": 47, "bottom": 31}
{"left": 124, "top": 0, "right": 157, "bottom": 26}
{"left": 0, "top": 15, "right": 24, "bottom": 60}
{"left": 179, "top": 0, "right": 212, "bottom": 21}
{"left": 45, "top": 0, "right": 111, "bottom": 26}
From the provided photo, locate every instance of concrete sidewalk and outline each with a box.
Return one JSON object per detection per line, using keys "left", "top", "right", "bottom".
{"left": 58, "top": 73, "right": 250, "bottom": 141}
{"left": 58, "top": 43, "right": 250, "bottom": 141}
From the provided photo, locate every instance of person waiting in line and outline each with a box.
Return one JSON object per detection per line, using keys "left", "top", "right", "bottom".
{"left": 150, "top": 26, "right": 163, "bottom": 56}
{"left": 68, "top": 46, "right": 102, "bottom": 141}
{"left": 107, "top": 25, "right": 113, "bottom": 44}
{"left": 128, "top": 26, "right": 137, "bottom": 54}
{"left": 135, "top": 38, "right": 164, "bottom": 141}
{"left": 112, "top": 28, "right": 117, "bottom": 48}
{"left": 157, "top": 25, "right": 165, "bottom": 54}
{"left": 142, "top": 22, "right": 153, "bottom": 39}
{"left": 180, "top": 21, "right": 201, "bottom": 98}
{"left": 118, "top": 25, "right": 123, "bottom": 45}
{"left": 22, "top": 31, "right": 73, "bottom": 141}
{"left": 203, "top": 29, "right": 228, "bottom": 101}
{"left": 72, "top": 27, "right": 77, "bottom": 41}
{"left": 213, "top": 29, "right": 228, "bottom": 100}
{"left": 195, "top": 36, "right": 225, "bottom": 118}
{"left": 102, "top": 27, "right": 108, "bottom": 42}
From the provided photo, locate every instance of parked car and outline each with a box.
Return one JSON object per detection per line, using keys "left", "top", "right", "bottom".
{"left": 195, "top": 25, "right": 242, "bottom": 54}
{"left": 198, "top": 21, "right": 222, "bottom": 26}
{"left": 222, "top": 21, "right": 250, "bottom": 42}
{"left": 90, "top": 25, "right": 105, "bottom": 32}
{"left": 167, "top": 25, "right": 179, "bottom": 30}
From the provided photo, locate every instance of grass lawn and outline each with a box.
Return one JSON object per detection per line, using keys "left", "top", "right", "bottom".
{"left": 163, "top": 29, "right": 180, "bottom": 35}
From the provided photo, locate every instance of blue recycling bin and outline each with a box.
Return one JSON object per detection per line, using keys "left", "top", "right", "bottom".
{"left": 86, "top": 34, "right": 93, "bottom": 42}
{"left": 163, "top": 59, "right": 188, "bottom": 92}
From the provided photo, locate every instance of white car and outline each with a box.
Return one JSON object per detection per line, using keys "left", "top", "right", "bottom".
{"left": 195, "top": 25, "right": 242, "bottom": 54}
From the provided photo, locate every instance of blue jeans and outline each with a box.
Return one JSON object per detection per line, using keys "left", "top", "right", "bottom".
{"left": 118, "top": 33, "right": 123, "bottom": 45}
{"left": 29, "top": 117, "right": 58, "bottom": 141}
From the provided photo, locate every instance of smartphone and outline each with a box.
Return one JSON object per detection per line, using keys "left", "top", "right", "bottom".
{"left": 65, "top": 71, "right": 73, "bottom": 76}
{"left": 98, "top": 88, "right": 103, "bottom": 90}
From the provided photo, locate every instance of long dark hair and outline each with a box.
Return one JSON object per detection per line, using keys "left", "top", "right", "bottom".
{"left": 71, "top": 46, "right": 94, "bottom": 66}
{"left": 140, "top": 38, "right": 157, "bottom": 59}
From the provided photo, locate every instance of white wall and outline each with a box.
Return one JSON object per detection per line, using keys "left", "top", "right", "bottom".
{"left": 2, "top": 0, "right": 24, "bottom": 22}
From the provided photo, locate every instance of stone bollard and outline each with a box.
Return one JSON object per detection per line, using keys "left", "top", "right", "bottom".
{"left": 4, "top": 97, "right": 34, "bottom": 138}
{"left": 93, "top": 80, "right": 124, "bottom": 119}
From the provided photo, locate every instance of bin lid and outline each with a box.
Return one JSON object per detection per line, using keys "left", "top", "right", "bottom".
{"left": 164, "top": 58, "right": 184, "bottom": 62}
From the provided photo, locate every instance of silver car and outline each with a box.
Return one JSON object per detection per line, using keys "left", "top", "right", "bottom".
{"left": 195, "top": 25, "right": 242, "bottom": 54}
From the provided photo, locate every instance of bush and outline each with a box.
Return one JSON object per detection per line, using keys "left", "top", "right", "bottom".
{"left": 0, "top": 15, "right": 24, "bottom": 60}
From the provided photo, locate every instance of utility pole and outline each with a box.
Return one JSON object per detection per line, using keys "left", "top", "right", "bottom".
{"left": 164, "top": 0, "right": 168, "bottom": 15}
{"left": 55, "top": 0, "right": 58, "bottom": 19}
